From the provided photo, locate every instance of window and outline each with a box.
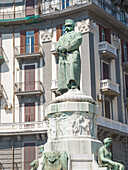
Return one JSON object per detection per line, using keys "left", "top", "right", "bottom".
{"left": 24, "top": 65, "right": 35, "bottom": 91}
{"left": 102, "top": 62, "right": 109, "bottom": 79}
{"left": 101, "top": 27, "right": 106, "bottom": 41}
{"left": 26, "top": 31, "right": 34, "bottom": 53}
{"left": 62, "top": 0, "right": 69, "bottom": 9}
{"left": 121, "top": 39, "right": 128, "bottom": 62}
{"left": 56, "top": 24, "right": 65, "bottom": 41}
{"left": 24, "top": 143, "right": 35, "bottom": 170}
{"left": 24, "top": 102, "right": 35, "bottom": 122}
{"left": 62, "top": 24, "right": 65, "bottom": 35}
{"left": 26, "top": 0, "right": 34, "bottom": 16}
{"left": 99, "top": 25, "right": 111, "bottom": 44}
{"left": 120, "top": 11, "right": 126, "bottom": 24}
{"left": 125, "top": 74, "right": 128, "bottom": 97}
{"left": 20, "top": 30, "right": 39, "bottom": 54}
{"left": 105, "top": 100, "right": 110, "bottom": 119}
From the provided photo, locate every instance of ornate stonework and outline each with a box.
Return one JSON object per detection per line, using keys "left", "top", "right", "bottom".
{"left": 48, "top": 112, "right": 96, "bottom": 139}
{"left": 41, "top": 29, "right": 53, "bottom": 42}
{"left": 113, "top": 35, "right": 120, "bottom": 49}
{"left": 51, "top": 88, "right": 96, "bottom": 104}
{"left": 78, "top": 19, "right": 96, "bottom": 34}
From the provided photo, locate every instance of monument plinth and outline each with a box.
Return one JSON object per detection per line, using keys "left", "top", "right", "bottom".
{"left": 44, "top": 88, "right": 103, "bottom": 170}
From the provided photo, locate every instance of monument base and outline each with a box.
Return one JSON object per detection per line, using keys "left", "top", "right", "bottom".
{"left": 42, "top": 89, "right": 104, "bottom": 170}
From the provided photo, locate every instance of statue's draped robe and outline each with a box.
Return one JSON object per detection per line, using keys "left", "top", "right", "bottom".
{"left": 55, "top": 31, "right": 82, "bottom": 92}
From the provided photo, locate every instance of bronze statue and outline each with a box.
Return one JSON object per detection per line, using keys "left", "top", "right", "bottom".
{"left": 55, "top": 19, "right": 82, "bottom": 93}
{"left": 98, "top": 138, "right": 124, "bottom": 170}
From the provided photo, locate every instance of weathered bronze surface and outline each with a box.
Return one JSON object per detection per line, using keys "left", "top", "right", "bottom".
{"left": 98, "top": 138, "right": 124, "bottom": 170}
{"left": 55, "top": 19, "right": 82, "bottom": 93}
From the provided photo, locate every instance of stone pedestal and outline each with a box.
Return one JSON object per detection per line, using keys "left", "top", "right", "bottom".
{"left": 44, "top": 89, "right": 103, "bottom": 170}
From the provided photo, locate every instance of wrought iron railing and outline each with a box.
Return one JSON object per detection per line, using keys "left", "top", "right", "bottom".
{"left": 15, "top": 81, "right": 43, "bottom": 93}
{"left": 15, "top": 44, "right": 42, "bottom": 56}
{"left": 0, "top": 6, "right": 41, "bottom": 20}
{"left": 0, "top": 0, "right": 127, "bottom": 27}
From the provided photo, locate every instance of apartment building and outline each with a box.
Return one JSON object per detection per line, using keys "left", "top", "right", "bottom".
{"left": 0, "top": 0, "right": 127, "bottom": 169}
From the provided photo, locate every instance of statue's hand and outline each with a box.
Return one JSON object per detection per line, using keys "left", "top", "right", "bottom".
{"left": 58, "top": 47, "right": 67, "bottom": 53}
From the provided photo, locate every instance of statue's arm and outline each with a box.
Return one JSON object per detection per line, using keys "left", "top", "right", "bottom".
{"left": 99, "top": 149, "right": 111, "bottom": 164}
{"left": 66, "top": 32, "right": 82, "bottom": 52}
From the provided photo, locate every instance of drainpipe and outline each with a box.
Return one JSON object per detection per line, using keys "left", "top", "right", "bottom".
{"left": 13, "top": 0, "right": 15, "bottom": 19}
{"left": 12, "top": 27, "right": 15, "bottom": 170}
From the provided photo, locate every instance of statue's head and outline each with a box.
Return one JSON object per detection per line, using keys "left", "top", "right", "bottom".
{"left": 103, "top": 138, "right": 112, "bottom": 147}
{"left": 65, "top": 19, "right": 75, "bottom": 32}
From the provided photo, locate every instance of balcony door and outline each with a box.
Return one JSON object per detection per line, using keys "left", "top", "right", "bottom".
{"left": 26, "top": 0, "right": 34, "bottom": 16}
{"left": 25, "top": 102, "right": 35, "bottom": 122}
{"left": 26, "top": 31, "right": 34, "bottom": 53}
{"left": 25, "top": 65, "right": 35, "bottom": 91}
{"left": 24, "top": 143, "right": 35, "bottom": 170}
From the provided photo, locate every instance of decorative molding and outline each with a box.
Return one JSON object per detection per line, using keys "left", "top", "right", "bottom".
{"left": 78, "top": 19, "right": 96, "bottom": 34}
{"left": 41, "top": 29, "right": 53, "bottom": 42}
{"left": 113, "top": 35, "right": 120, "bottom": 49}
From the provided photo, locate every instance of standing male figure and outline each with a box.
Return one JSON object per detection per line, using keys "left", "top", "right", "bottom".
{"left": 55, "top": 19, "right": 82, "bottom": 94}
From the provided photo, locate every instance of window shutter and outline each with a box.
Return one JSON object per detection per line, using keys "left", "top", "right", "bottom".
{"left": 121, "top": 39, "right": 124, "bottom": 62}
{"left": 56, "top": 24, "right": 62, "bottom": 41}
{"left": 105, "top": 28, "right": 111, "bottom": 44}
{"left": 34, "top": 29, "right": 39, "bottom": 53}
{"left": 25, "top": 65, "right": 35, "bottom": 91}
{"left": 105, "top": 100, "right": 110, "bottom": 119}
{"left": 103, "top": 62, "right": 109, "bottom": 79}
{"left": 20, "top": 30, "right": 26, "bottom": 54}
{"left": 24, "top": 143, "right": 35, "bottom": 170}
{"left": 26, "top": 0, "right": 34, "bottom": 16}
{"left": 25, "top": 103, "right": 35, "bottom": 122}
{"left": 99, "top": 25, "right": 102, "bottom": 42}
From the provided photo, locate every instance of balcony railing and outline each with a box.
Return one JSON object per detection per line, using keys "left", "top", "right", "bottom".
{"left": 99, "top": 41, "right": 117, "bottom": 59}
{"left": 15, "top": 44, "right": 42, "bottom": 59}
{"left": 0, "top": 6, "right": 41, "bottom": 20}
{"left": 0, "top": 121, "right": 48, "bottom": 134}
{"left": 93, "top": 0, "right": 128, "bottom": 26}
{"left": 51, "top": 79, "right": 58, "bottom": 91}
{"left": 15, "top": 81, "right": 43, "bottom": 96}
{"left": 97, "top": 116, "right": 128, "bottom": 134}
{"left": 0, "top": 0, "right": 127, "bottom": 27}
{"left": 100, "top": 79, "right": 120, "bottom": 97}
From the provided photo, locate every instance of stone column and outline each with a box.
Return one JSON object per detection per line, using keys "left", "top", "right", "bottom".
{"left": 78, "top": 19, "right": 96, "bottom": 100}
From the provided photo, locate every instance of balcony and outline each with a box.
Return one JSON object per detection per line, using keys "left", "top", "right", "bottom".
{"left": 15, "top": 44, "right": 42, "bottom": 59}
{"left": 99, "top": 41, "right": 117, "bottom": 59}
{"left": 15, "top": 81, "right": 43, "bottom": 96}
{"left": 0, "top": 6, "right": 41, "bottom": 20}
{"left": 0, "top": 121, "right": 48, "bottom": 135}
{"left": 51, "top": 79, "right": 58, "bottom": 92}
{"left": 100, "top": 79, "right": 120, "bottom": 97}
{"left": 97, "top": 116, "right": 128, "bottom": 134}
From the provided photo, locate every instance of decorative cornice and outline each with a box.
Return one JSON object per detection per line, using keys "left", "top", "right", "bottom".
{"left": 41, "top": 29, "right": 53, "bottom": 42}
{"left": 78, "top": 19, "right": 96, "bottom": 34}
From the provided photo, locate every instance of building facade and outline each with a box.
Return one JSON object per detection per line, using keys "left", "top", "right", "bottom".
{"left": 0, "top": 0, "right": 128, "bottom": 169}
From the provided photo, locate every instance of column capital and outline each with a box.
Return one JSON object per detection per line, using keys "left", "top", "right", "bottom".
{"left": 78, "top": 19, "right": 96, "bottom": 34}
{"left": 41, "top": 29, "right": 53, "bottom": 42}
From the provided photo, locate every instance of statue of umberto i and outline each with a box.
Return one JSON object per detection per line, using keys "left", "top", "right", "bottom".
{"left": 55, "top": 19, "right": 82, "bottom": 94}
